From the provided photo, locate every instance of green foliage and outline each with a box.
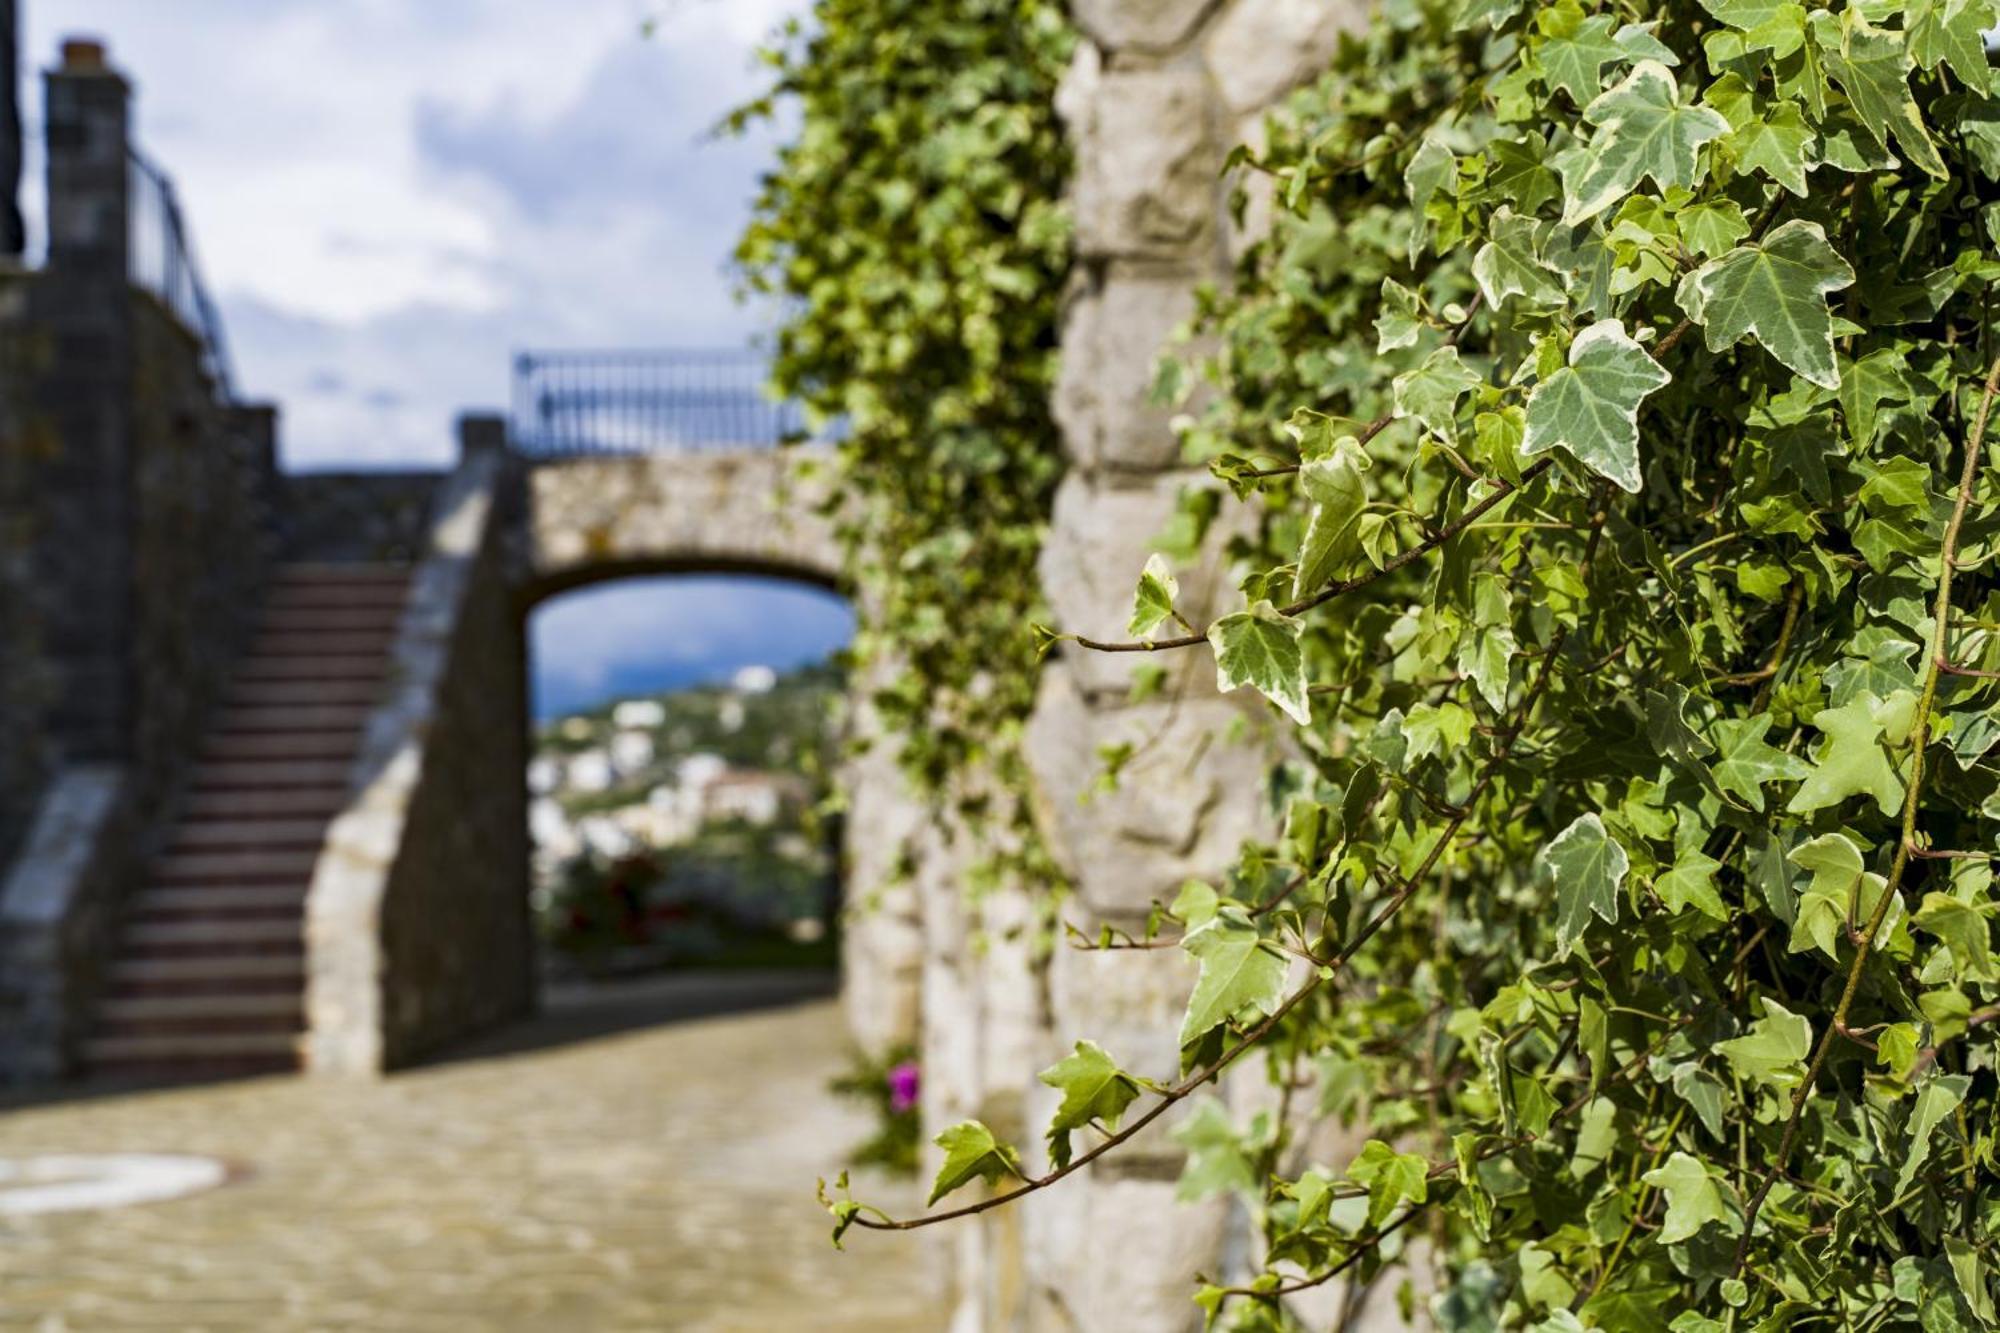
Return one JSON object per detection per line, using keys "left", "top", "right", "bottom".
{"left": 1084, "top": 0, "right": 2000, "bottom": 1321}
{"left": 732, "top": 0, "right": 1073, "bottom": 812}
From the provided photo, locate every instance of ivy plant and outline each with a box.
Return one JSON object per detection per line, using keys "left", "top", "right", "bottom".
{"left": 818, "top": 0, "right": 2000, "bottom": 1326}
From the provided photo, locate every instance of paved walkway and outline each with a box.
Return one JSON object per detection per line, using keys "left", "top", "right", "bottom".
{"left": 0, "top": 974, "right": 945, "bottom": 1331}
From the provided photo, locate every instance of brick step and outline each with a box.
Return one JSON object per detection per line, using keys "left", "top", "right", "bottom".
{"left": 213, "top": 704, "right": 377, "bottom": 734}
{"left": 82, "top": 1030, "right": 300, "bottom": 1067}
{"left": 129, "top": 885, "right": 311, "bottom": 922}
{"left": 108, "top": 954, "right": 305, "bottom": 988}
{"left": 153, "top": 849, "right": 319, "bottom": 886}
{"left": 182, "top": 786, "right": 350, "bottom": 820}
{"left": 191, "top": 760, "right": 354, "bottom": 791}
{"left": 202, "top": 731, "right": 362, "bottom": 763}
{"left": 121, "top": 924, "right": 304, "bottom": 960}
{"left": 168, "top": 819, "right": 328, "bottom": 851}
{"left": 266, "top": 578, "right": 409, "bottom": 604}
{"left": 96, "top": 993, "right": 302, "bottom": 1028}
{"left": 231, "top": 656, "right": 387, "bottom": 683}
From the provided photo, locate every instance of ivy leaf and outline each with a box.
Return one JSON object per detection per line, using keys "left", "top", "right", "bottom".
{"left": 1539, "top": 813, "right": 1629, "bottom": 958}
{"left": 1708, "top": 714, "right": 1810, "bottom": 811}
{"left": 1376, "top": 277, "right": 1424, "bottom": 353}
{"left": 1658, "top": 850, "right": 1728, "bottom": 919}
{"left": 1127, "top": 553, "right": 1180, "bottom": 639}
{"left": 1038, "top": 1040, "right": 1141, "bottom": 1170}
{"left": 1458, "top": 625, "right": 1517, "bottom": 711}
{"left": 1788, "top": 832, "right": 1878, "bottom": 960}
{"left": 1642, "top": 1151, "right": 1744, "bottom": 1245}
{"left": 928, "top": 1121, "right": 1023, "bottom": 1205}
{"left": 1179, "top": 908, "right": 1290, "bottom": 1049}
{"left": 1536, "top": 14, "right": 1630, "bottom": 105}
{"left": 1473, "top": 206, "right": 1564, "bottom": 309}
{"left": 1677, "top": 199, "right": 1750, "bottom": 259}
{"left": 1907, "top": 0, "right": 1992, "bottom": 93}
{"left": 1173, "top": 1099, "right": 1259, "bottom": 1201}
{"left": 1726, "top": 104, "right": 1815, "bottom": 196}
{"left": 1676, "top": 220, "right": 1856, "bottom": 391}
{"left": 1812, "top": 11, "right": 1948, "bottom": 179}
{"left": 1208, "top": 602, "right": 1311, "bottom": 726}
{"left": 1559, "top": 62, "right": 1730, "bottom": 225}
{"left": 1347, "top": 1139, "right": 1430, "bottom": 1231}
{"left": 1393, "top": 345, "right": 1483, "bottom": 442}
{"left": 1893, "top": 1074, "right": 1970, "bottom": 1198}
{"left": 1912, "top": 893, "right": 1998, "bottom": 983}
{"left": 1294, "top": 438, "right": 1371, "bottom": 598}
{"left": 1716, "top": 997, "right": 1812, "bottom": 1090}
{"left": 1699, "top": 0, "right": 1808, "bottom": 57}
{"left": 1786, "top": 693, "right": 1906, "bottom": 817}
{"left": 1521, "top": 319, "right": 1671, "bottom": 493}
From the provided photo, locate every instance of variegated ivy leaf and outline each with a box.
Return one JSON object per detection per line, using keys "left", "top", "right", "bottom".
{"left": 1521, "top": 319, "right": 1671, "bottom": 493}
{"left": 1907, "top": 0, "right": 1994, "bottom": 94}
{"left": 1704, "top": 74, "right": 1815, "bottom": 196}
{"left": 1207, "top": 602, "right": 1310, "bottom": 725}
{"left": 1716, "top": 997, "right": 1812, "bottom": 1090}
{"left": 1811, "top": 10, "right": 1947, "bottom": 180}
{"left": 1894, "top": 1074, "right": 1971, "bottom": 1198}
{"left": 1559, "top": 61, "right": 1729, "bottom": 225}
{"left": 1127, "top": 553, "right": 1180, "bottom": 639}
{"left": 1293, "top": 436, "right": 1371, "bottom": 599}
{"left": 1472, "top": 207, "right": 1564, "bottom": 309}
{"left": 1393, "top": 346, "right": 1483, "bottom": 443}
{"left": 1178, "top": 908, "right": 1290, "bottom": 1049}
{"left": 1375, "top": 277, "right": 1423, "bottom": 353}
{"left": 1642, "top": 1152, "right": 1744, "bottom": 1244}
{"left": 1539, "top": 813, "right": 1628, "bottom": 958}
{"left": 1785, "top": 690, "right": 1906, "bottom": 817}
{"left": 1699, "top": 0, "right": 1807, "bottom": 58}
{"left": 1038, "top": 1040, "right": 1141, "bottom": 1170}
{"left": 1676, "top": 220, "right": 1856, "bottom": 391}
{"left": 1787, "top": 831, "right": 1882, "bottom": 959}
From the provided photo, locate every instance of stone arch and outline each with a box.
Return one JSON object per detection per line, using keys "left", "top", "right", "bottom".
{"left": 521, "top": 447, "right": 844, "bottom": 601}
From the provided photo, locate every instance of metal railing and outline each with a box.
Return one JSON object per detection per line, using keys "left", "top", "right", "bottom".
{"left": 510, "top": 349, "right": 806, "bottom": 457}
{"left": 128, "top": 146, "right": 237, "bottom": 401}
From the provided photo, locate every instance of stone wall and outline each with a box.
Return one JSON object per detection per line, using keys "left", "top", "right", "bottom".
{"left": 305, "top": 448, "right": 533, "bottom": 1074}
{"left": 279, "top": 470, "right": 444, "bottom": 563}
{"left": 0, "top": 269, "right": 48, "bottom": 873}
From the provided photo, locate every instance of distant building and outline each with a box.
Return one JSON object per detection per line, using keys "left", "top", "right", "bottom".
{"left": 703, "top": 770, "right": 808, "bottom": 826}
{"left": 732, "top": 664, "right": 777, "bottom": 694}
{"left": 566, "top": 749, "right": 614, "bottom": 793}
{"left": 609, "top": 729, "right": 655, "bottom": 776}
{"left": 526, "top": 757, "right": 561, "bottom": 795}
{"left": 613, "top": 699, "right": 666, "bottom": 728}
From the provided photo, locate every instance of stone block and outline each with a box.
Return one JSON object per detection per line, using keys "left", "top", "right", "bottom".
{"left": 1203, "top": 0, "right": 1363, "bottom": 113}
{"left": 1072, "top": 68, "right": 1217, "bottom": 259}
{"left": 1054, "top": 265, "right": 1201, "bottom": 474}
{"left": 1048, "top": 941, "right": 1199, "bottom": 1101}
{"left": 1024, "top": 661, "right": 1281, "bottom": 923}
{"left": 1035, "top": 471, "right": 1244, "bottom": 697}
{"left": 1069, "top": 0, "right": 1222, "bottom": 52}
{"left": 1025, "top": 1176, "right": 1229, "bottom": 1333}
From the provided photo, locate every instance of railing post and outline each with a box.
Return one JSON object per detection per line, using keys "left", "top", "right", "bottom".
{"left": 457, "top": 412, "right": 509, "bottom": 459}
{"left": 35, "top": 37, "right": 136, "bottom": 761}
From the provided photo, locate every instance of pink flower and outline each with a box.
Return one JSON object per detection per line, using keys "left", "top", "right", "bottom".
{"left": 887, "top": 1062, "right": 920, "bottom": 1113}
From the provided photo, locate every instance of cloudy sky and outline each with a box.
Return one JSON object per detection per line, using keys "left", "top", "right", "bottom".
{"left": 17, "top": 0, "right": 852, "bottom": 711}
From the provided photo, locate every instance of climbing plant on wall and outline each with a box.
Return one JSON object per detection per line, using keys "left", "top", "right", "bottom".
{"left": 731, "top": 0, "right": 1072, "bottom": 813}
{"left": 823, "top": 0, "right": 2000, "bottom": 1325}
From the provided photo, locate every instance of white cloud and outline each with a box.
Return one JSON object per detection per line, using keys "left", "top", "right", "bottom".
{"left": 20, "top": 0, "right": 803, "bottom": 466}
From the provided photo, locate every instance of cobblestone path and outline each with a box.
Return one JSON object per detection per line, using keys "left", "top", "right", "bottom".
{"left": 0, "top": 975, "right": 944, "bottom": 1331}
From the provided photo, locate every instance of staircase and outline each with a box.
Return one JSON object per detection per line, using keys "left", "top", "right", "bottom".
{"left": 82, "top": 564, "right": 411, "bottom": 1081}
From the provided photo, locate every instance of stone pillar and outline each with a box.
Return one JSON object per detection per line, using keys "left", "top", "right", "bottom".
{"left": 457, "top": 411, "right": 509, "bottom": 458}
{"left": 34, "top": 38, "right": 135, "bottom": 763}
{"left": 1014, "top": 1, "right": 1360, "bottom": 1326}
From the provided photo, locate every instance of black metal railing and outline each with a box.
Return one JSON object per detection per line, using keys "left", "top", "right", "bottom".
{"left": 511, "top": 349, "right": 806, "bottom": 457}
{"left": 128, "top": 146, "right": 236, "bottom": 400}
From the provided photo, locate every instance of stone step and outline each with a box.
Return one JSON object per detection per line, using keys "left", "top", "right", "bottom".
{"left": 168, "top": 819, "right": 328, "bottom": 851}
{"left": 214, "top": 703, "right": 377, "bottom": 734}
{"left": 202, "top": 731, "right": 362, "bottom": 763}
{"left": 231, "top": 655, "right": 387, "bottom": 683}
{"left": 154, "top": 849, "right": 319, "bottom": 886}
{"left": 191, "top": 759, "right": 354, "bottom": 791}
{"left": 248, "top": 634, "right": 398, "bottom": 662}
{"left": 182, "top": 786, "right": 350, "bottom": 820}
{"left": 275, "top": 562, "right": 411, "bottom": 584}
{"left": 257, "top": 607, "right": 406, "bottom": 635}
{"left": 225, "top": 678, "right": 384, "bottom": 709}
{"left": 130, "top": 885, "right": 312, "bottom": 921}
{"left": 97, "top": 993, "right": 302, "bottom": 1027}
{"left": 82, "top": 1030, "right": 300, "bottom": 1066}
{"left": 108, "top": 954, "right": 306, "bottom": 988}
{"left": 121, "top": 917, "right": 305, "bottom": 959}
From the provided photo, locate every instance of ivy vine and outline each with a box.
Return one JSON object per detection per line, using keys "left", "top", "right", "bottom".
{"left": 805, "top": 0, "right": 2000, "bottom": 1325}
